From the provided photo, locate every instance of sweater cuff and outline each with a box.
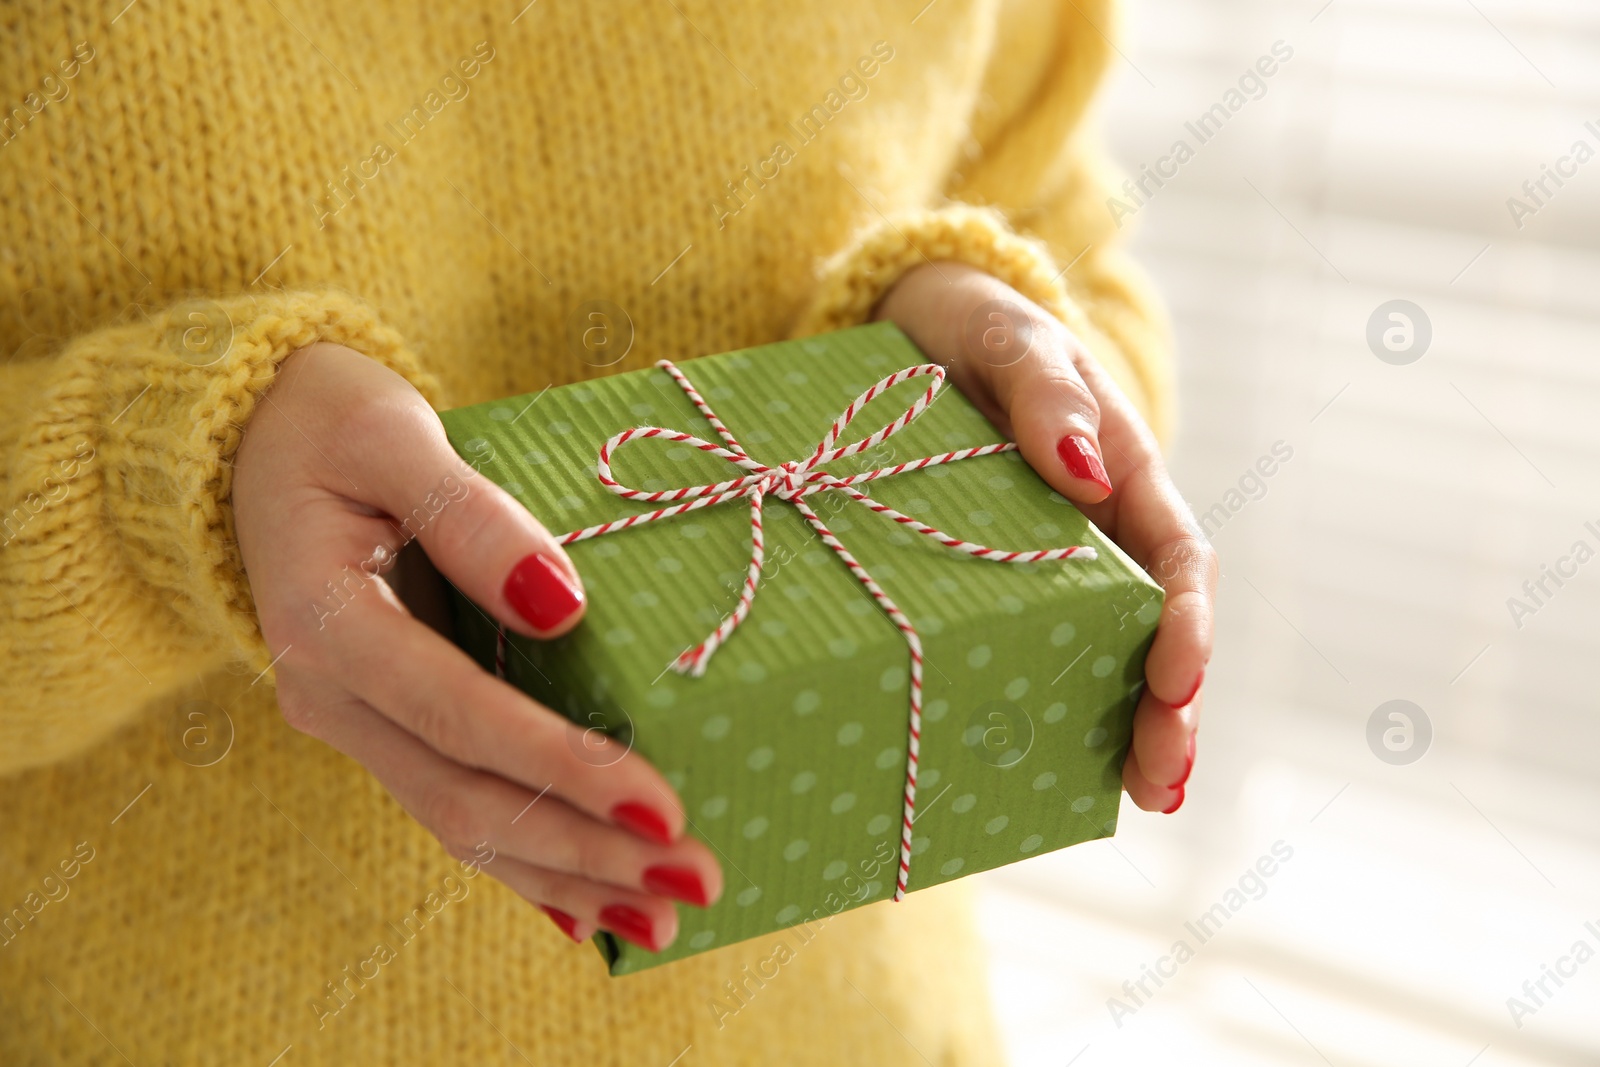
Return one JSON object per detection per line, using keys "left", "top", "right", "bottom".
{"left": 81, "top": 289, "right": 440, "bottom": 668}
{"left": 790, "top": 204, "right": 1159, "bottom": 433}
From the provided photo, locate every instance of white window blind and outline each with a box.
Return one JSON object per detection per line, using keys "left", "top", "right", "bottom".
{"left": 980, "top": 2, "right": 1600, "bottom": 1063}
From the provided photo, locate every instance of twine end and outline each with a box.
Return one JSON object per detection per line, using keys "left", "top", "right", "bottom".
{"left": 672, "top": 649, "right": 708, "bottom": 677}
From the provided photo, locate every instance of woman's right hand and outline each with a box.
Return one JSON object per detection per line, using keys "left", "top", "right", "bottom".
{"left": 233, "top": 342, "right": 722, "bottom": 952}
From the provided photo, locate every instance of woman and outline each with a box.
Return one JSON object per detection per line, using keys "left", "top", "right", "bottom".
{"left": 0, "top": 0, "right": 1213, "bottom": 1062}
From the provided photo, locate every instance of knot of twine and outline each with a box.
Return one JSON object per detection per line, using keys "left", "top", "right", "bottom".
{"left": 501, "top": 357, "right": 1097, "bottom": 900}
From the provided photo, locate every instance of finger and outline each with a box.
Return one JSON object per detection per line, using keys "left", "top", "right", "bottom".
{"left": 1114, "top": 483, "right": 1216, "bottom": 708}
{"left": 1122, "top": 742, "right": 1184, "bottom": 814}
{"left": 354, "top": 393, "right": 587, "bottom": 640}
{"left": 323, "top": 585, "right": 692, "bottom": 845}
{"left": 1074, "top": 359, "right": 1218, "bottom": 708}
{"left": 492, "top": 790, "right": 724, "bottom": 908}
{"left": 265, "top": 511, "right": 692, "bottom": 847}
{"left": 1129, "top": 686, "right": 1200, "bottom": 793}
{"left": 490, "top": 854, "right": 681, "bottom": 953}
{"left": 539, "top": 905, "right": 600, "bottom": 944}
{"left": 251, "top": 344, "right": 585, "bottom": 640}
{"left": 277, "top": 679, "right": 691, "bottom": 951}
{"left": 961, "top": 293, "right": 1113, "bottom": 506}
{"left": 872, "top": 264, "right": 1113, "bottom": 505}
{"left": 281, "top": 680, "right": 722, "bottom": 908}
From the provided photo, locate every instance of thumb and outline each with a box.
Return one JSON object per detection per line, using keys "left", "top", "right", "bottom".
{"left": 963, "top": 292, "right": 1113, "bottom": 507}
{"left": 364, "top": 404, "right": 587, "bottom": 640}
{"left": 876, "top": 264, "right": 1113, "bottom": 508}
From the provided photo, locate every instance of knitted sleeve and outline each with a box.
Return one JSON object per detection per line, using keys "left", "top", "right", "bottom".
{"left": 0, "top": 289, "right": 439, "bottom": 776}
{"left": 790, "top": 0, "right": 1174, "bottom": 441}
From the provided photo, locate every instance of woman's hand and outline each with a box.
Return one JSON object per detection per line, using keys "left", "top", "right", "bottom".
{"left": 233, "top": 342, "right": 723, "bottom": 951}
{"left": 875, "top": 263, "right": 1216, "bottom": 814}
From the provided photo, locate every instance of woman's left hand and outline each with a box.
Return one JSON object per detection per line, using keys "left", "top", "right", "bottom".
{"left": 874, "top": 262, "right": 1216, "bottom": 814}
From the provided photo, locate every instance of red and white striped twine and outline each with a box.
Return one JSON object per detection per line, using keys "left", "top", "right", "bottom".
{"left": 496, "top": 358, "right": 1096, "bottom": 901}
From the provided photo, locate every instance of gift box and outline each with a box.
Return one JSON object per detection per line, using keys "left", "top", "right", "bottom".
{"left": 439, "top": 322, "right": 1161, "bottom": 975}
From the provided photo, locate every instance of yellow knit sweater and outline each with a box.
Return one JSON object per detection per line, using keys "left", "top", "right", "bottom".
{"left": 0, "top": 1, "right": 1170, "bottom": 1062}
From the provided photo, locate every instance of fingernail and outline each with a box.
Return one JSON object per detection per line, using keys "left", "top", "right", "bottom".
{"left": 1056, "top": 434, "right": 1112, "bottom": 495}
{"left": 611, "top": 801, "right": 674, "bottom": 845}
{"left": 1161, "top": 786, "right": 1185, "bottom": 815}
{"left": 503, "top": 553, "right": 584, "bottom": 632}
{"left": 643, "top": 865, "right": 711, "bottom": 907}
{"left": 1168, "top": 731, "right": 1196, "bottom": 790}
{"left": 599, "top": 903, "right": 660, "bottom": 952}
{"left": 1171, "top": 669, "right": 1204, "bottom": 709}
{"left": 539, "top": 905, "right": 582, "bottom": 942}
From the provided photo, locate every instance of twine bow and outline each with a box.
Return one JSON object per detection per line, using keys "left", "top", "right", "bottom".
{"left": 500, "top": 358, "right": 1097, "bottom": 900}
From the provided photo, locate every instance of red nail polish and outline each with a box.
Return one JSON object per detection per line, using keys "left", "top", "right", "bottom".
{"left": 503, "top": 553, "right": 584, "bottom": 632}
{"left": 539, "top": 905, "right": 582, "bottom": 942}
{"left": 1055, "top": 434, "right": 1112, "bottom": 495}
{"left": 642, "top": 865, "right": 710, "bottom": 907}
{"left": 599, "top": 903, "right": 660, "bottom": 951}
{"left": 1168, "top": 732, "right": 1196, "bottom": 790}
{"left": 1172, "top": 669, "right": 1204, "bottom": 709}
{"left": 611, "top": 801, "right": 674, "bottom": 844}
{"left": 1161, "top": 786, "right": 1185, "bottom": 815}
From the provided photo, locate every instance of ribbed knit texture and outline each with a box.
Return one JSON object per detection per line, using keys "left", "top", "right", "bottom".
{"left": 0, "top": 1, "right": 1170, "bottom": 1063}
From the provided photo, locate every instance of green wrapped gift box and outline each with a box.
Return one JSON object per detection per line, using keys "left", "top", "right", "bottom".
{"left": 439, "top": 322, "right": 1161, "bottom": 975}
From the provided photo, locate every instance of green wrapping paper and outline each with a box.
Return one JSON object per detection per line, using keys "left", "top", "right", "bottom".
{"left": 439, "top": 322, "right": 1161, "bottom": 975}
